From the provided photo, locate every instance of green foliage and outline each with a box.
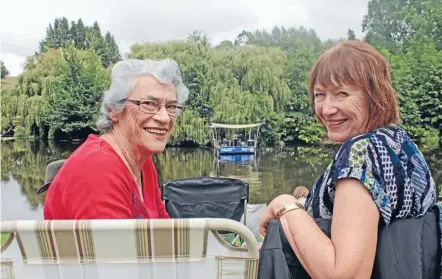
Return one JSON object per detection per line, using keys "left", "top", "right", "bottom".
{"left": 39, "top": 18, "right": 122, "bottom": 68}
{"left": 169, "top": 108, "right": 209, "bottom": 145}
{"left": 188, "top": 30, "right": 210, "bottom": 47}
{"left": 364, "top": 0, "right": 442, "bottom": 146}
{"left": 1, "top": 46, "right": 110, "bottom": 140}
{"left": 13, "top": 126, "right": 27, "bottom": 138}
{"left": 363, "top": 0, "right": 442, "bottom": 52}
{"left": 1, "top": 233, "right": 11, "bottom": 246}
{"left": 259, "top": 113, "right": 284, "bottom": 146}
{"left": 129, "top": 40, "right": 292, "bottom": 144}
{"left": 216, "top": 40, "right": 234, "bottom": 49}
{"left": 43, "top": 45, "right": 110, "bottom": 140}
{"left": 1, "top": 50, "right": 63, "bottom": 137}
{"left": 2, "top": 8, "right": 441, "bottom": 146}
{"left": 402, "top": 125, "right": 440, "bottom": 151}
{"left": 347, "top": 29, "right": 357, "bottom": 40}
{"left": 283, "top": 112, "right": 324, "bottom": 144}
{"left": 1, "top": 17, "right": 121, "bottom": 140}
{"left": 1, "top": 60, "right": 9, "bottom": 79}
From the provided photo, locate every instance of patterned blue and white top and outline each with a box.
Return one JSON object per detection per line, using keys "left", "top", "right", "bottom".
{"left": 305, "top": 125, "right": 437, "bottom": 225}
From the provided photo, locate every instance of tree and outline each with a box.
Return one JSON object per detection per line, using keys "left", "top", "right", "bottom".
{"left": 1, "top": 61, "right": 9, "bottom": 79}
{"left": 39, "top": 17, "right": 71, "bottom": 53}
{"left": 71, "top": 19, "right": 88, "bottom": 50}
{"left": 347, "top": 29, "right": 357, "bottom": 40}
{"left": 216, "top": 40, "right": 234, "bottom": 49}
{"left": 38, "top": 17, "right": 122, "bottom": 68}
{"left": 103, "top": 32, "right": 122, "bottom": 67}
{"left": 43, "top": 45, "right": 110, "bottom": 140}
{"left": 234, "top": 30, "right": 252, "bottom": 46}
{"left": 1, "top": 46, "right": 110, "bottom": 140}
{"left": 362, "top": 0, "right": 442, "bottom": 145}
{"left": 188, "top": 30, "right": 210, "bottom": 47}
{"left": 231, "top": 26, "right": 326, "bottom": 143}
{"left": 129, "top": 39, "right": 292, "bottom": 145}
{"left": 362, "top": 0, "right": 442, "bottom": 52}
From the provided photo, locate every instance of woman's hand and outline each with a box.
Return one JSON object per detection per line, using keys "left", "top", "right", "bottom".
{"left": 259, "top": 194, "right": 298, "bottom": 235}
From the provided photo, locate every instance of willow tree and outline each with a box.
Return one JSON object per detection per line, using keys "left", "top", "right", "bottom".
{"left": 2, "top": 49, "right": 64, "bottom": 137}
{"left": 214, "top": 46, "right": 291, "bottom": 112}
{"left": 129, "top": 40, "right": 214, "bottom": 145}
{"left": 128, "top": 40, "right": 292, "bottom": 145}
{"left": 233, "top": 26, "right": 327, "bottom": 144}
{"left": 2, "top": 46, "right": 110, "bottom": 140}
{"left": 130, "top": 40, "right": 213, "bottom": 111}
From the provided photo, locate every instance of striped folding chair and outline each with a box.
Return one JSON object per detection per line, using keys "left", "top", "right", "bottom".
{"left": 1, "top": 218, "right": 259, "bottom": 279}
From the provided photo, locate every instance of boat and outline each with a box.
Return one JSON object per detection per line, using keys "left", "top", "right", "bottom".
{"left": 210, "top": 121, "right": 265, "bottom": 156}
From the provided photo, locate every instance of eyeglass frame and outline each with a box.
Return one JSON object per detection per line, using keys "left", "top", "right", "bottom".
{"left": 122, "top": 98, "right": 185, "bottom": 117}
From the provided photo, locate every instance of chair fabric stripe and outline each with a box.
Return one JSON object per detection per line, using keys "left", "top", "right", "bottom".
{"left": 75, "top": 220, "right": 84, "bottom": 260}
{"left": 135, "top": 219, "right": 152, "bottom": 262}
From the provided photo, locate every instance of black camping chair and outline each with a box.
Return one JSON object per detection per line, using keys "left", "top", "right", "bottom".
{"left": 162, "top": 176, "right": 249, "bottom": 225}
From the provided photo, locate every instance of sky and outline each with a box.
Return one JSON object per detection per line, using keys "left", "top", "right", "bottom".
{"left": 0, "top": 0, "right": 369, "bottom": 76}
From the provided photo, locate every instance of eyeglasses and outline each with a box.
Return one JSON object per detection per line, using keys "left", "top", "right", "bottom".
{"left": 124, "top": 99, "right": 185, "bottom": 117}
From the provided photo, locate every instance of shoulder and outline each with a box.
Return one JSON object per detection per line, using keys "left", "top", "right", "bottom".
{"left": 334, "top": 126, "right": 409, "bottom": 164}
{"left": 63, "top": 134, "right": 123, "bottom": 174}
{"left": 52, "top": 135, "right": 130, "bottom": 194}
{"left": 330, "top": 126, "right": 411, "bottom": 186}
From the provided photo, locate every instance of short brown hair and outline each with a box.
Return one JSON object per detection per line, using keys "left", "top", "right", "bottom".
{"left": 308, "top": 40, "right": 400, "bottom": 132}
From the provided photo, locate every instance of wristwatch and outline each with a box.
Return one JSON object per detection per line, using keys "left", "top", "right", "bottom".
{"left": 276, "top": 202, "right": 304, "bottom": 219}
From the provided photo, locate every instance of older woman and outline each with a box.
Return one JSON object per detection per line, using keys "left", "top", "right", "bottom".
{"left": 44, "top": 58, "right": 189, "bottom": 219}
{"left": 259, "top": 41, "right": 437, "bottom": 278}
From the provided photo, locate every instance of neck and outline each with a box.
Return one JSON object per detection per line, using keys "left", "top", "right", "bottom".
{"left": 103, "top": 129, "right": 151, "bottom": 180}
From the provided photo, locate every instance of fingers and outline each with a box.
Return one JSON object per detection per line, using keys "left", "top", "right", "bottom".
{"left": 259, "top": 206, "right": 274, "bottom": 236}
{"left": 259, "top": 218, "right": 268, "bottom": 236}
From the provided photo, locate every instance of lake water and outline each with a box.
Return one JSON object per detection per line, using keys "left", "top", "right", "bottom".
{"left": 1, "top": 139, "right": 441, "bottom": 221}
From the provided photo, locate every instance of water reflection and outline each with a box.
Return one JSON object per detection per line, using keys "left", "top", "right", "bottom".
{"left": 153, "top": 145, "right": 337, "bottom": 203}
{"left": 1, "top": 139, "right": 441, "bottom": 219}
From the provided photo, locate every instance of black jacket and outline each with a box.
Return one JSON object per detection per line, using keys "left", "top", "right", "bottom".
{"left": 258, "top": 205, "right": 441, "bottom": 279}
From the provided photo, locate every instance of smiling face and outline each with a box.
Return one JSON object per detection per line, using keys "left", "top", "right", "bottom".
{"left": 114, "top": 75, "right": 178, "bottom": 155}
{"left": 308, "top": 41, "right": 401, "bottom": 143}
{"left": 313, "top": 83, "right": 369, "bottom": 143}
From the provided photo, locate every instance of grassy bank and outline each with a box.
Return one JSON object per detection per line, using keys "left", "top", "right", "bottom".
{"left": 1, "top": 76, "right": 18, "bottom": 91}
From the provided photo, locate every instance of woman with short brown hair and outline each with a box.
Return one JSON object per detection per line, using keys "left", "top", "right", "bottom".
{"left": 260, "top": 41, "right": 437, "bottom": 278}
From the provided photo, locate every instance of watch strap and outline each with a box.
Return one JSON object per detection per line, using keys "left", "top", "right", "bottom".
{"left": 276, "top": 202, "right": 304, "bottom": 219}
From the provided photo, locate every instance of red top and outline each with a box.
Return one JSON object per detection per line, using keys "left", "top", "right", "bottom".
{"left": 44, "top": 134, "right": 169, "bottom": 220}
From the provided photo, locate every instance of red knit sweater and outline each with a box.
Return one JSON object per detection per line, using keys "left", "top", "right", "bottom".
{"left": 44, "top": 134, "right": 169, "bottom": 220}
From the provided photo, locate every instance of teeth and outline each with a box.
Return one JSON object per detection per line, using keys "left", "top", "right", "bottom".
{"left": 144, "top": 128, "right": 167, "bottom": 135}
{"left": 328, "top": 120, "right": 346, "bottom": 125}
